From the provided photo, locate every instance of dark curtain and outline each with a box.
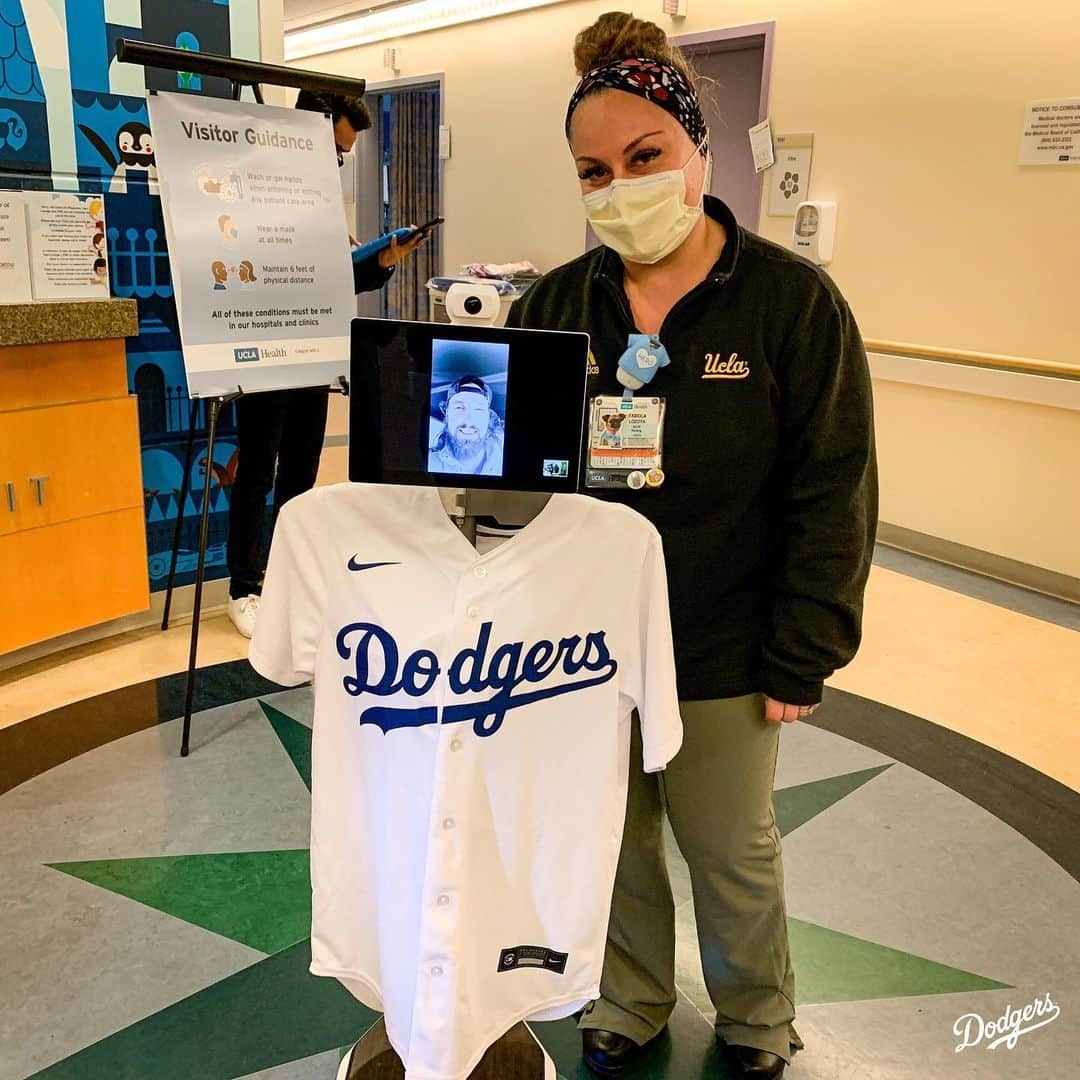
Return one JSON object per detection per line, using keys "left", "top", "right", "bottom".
{"left": 386, "top": 88, "right": 440, "bottom": 320}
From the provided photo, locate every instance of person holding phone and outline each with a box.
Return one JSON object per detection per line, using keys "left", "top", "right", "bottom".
{"left": 507, "top": 13, "right": 876, "bottom": 1079}
{"left": 225, "top": 90, "right": 426, "bottom": 638}
{"left": 349, "top": 216, "right": 443, "bottom": 265}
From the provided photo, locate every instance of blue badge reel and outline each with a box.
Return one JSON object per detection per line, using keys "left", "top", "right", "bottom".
{"left": 587, "top": 335, "right": 669, "bottom": 491}
{"left": 616, "top": 334, "right": 670, "bottom": 391}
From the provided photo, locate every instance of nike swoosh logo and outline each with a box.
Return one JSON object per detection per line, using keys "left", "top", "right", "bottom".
{"left": 347, "top": 557, "right": 400, "bottom": 572}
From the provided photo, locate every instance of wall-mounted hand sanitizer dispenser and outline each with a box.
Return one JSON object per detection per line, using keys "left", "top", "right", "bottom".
{"left": 792, "top": 201, "right": 837, "bottom": 265}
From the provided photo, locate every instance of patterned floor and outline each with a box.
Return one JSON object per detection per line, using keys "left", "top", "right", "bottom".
{"left": 1, "top": 664, "right": 1077, "bottom": 1079}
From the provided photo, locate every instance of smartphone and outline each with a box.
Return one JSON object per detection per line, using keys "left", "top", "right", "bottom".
{"left": 351, "top": 218, "right": 444, "bottom": 264}
{"left": 409, "top": 216, "right": 444, "bottom": 239}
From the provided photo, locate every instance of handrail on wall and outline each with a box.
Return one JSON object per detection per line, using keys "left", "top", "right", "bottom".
{"left": 864, "top": 340, "right": 1080, "bottom": 382}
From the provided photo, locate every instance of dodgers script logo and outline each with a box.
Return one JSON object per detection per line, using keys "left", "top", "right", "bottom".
{"left": 335, "top": 621, "right": 618, "bottom": 736}
{"left": 953, "top": 993, "right": 1061, "bottom": 1052}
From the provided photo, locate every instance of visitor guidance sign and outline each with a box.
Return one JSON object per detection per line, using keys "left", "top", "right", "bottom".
{"left": 148, "top": 92, "right": 355, "bottom": 397}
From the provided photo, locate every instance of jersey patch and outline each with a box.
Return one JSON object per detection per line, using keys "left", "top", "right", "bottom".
{"left": 498, "top": 946, "right": 568, "bottom": 974}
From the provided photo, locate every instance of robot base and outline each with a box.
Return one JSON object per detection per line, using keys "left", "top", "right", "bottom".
{"left": 337, "top": 1017, "right": 557, "bottom": 1079}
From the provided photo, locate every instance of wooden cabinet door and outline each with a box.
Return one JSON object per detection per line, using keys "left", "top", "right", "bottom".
{"left": 0, "top": 397, "right": 143, "bottom": 533}
{"left": 0, "top": 509, "right": 150, "bottom": 653}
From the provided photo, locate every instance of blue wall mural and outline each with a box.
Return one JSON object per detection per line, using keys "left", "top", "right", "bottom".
{"left": 5, "top": 0, "right": 264, "bottom": 591}
{"left": 0, "top": 0, "right": 51, "bottom": 187}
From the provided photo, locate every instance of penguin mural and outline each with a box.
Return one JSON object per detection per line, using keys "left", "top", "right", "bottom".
{"left": 77, "top": 120, "right": 156, "bottom": 193}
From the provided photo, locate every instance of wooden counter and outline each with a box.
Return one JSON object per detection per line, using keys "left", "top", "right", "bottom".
{"left": 0, "top": 299, "right": 149, "bottom": 653}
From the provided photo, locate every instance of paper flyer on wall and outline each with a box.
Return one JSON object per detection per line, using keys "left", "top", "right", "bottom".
{"left": 24, "top": 192, "right": 109, "bottom": 300}
{"left": 0, "top": 193, "right": 32, "bottom": 303}
{"left": 147, "top": 91, "right": 355, "bottom": 398}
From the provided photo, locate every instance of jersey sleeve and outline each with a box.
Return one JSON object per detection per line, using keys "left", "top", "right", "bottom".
{"left": 630, "top": 531, "right": 683, "bottom": 773}
{"left": 248, "top": 497, "right": 327, "bottom": 686}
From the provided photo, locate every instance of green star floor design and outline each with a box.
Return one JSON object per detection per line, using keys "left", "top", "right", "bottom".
{"left": 1, "top": 669, "right": 1077, "bottom": 1079}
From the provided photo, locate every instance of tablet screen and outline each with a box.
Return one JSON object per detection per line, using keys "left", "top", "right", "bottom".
{"left": 349, "top": 318, "right": 589, "bottom": 493}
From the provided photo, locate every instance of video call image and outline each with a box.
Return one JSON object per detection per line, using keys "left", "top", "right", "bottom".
{"left": 427, "top": 339, "right": 509, "bottom": 477}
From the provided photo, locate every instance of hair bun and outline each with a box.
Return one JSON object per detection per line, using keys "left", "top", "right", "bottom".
{"left": 573, "top": 12, "right": 673, "bottom": 76}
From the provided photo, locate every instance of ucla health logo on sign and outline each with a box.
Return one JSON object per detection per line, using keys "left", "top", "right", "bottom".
{"left": 335, "top": 621, "right": 618, "bottom": 736}
{"left": 234, "top": 346, "right": 260, "bottom": 363}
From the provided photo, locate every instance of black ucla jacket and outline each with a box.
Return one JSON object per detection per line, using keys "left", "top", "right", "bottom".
{"left": 506, "top": 197, "right": 877, "bottom": 705}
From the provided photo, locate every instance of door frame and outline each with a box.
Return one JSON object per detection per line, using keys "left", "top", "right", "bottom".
{"left": 354, "top": 71, "right": 446, "bottom": 271}
{"left": 354, "top": 72, "right": 446, "bottom": 316}
{"left": 673, "top": 21, "right": 775, "bottom": 231}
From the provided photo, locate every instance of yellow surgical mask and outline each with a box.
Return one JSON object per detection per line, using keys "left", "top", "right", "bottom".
{"left": 582, "top": 140, "right": 709, "bottom": 265}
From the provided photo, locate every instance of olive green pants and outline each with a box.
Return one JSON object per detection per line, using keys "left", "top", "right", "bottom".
{"left": 580, "top": 694, "right": 803, "bottom": 1062}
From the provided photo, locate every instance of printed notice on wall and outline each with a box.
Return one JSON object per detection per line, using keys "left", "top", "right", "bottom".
{"left": 148, "top": 91, "right": 355, "bottom": 397}
{"left": 24, "top": 193, "right": 109, "bottom": 300}
{"left": 0, "top": 193, "right": 32, "bottom": 304}
{"left": 1018, "top": 99, "right": 1080, "bottom": 165}
{"left": 768, "top": 133, "right": 814, "bottom": 217}
{"left": 748, "top": 119, "right": 775, "bottom": 174}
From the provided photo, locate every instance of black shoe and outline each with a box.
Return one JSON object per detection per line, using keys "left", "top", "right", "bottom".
{"left": 581, "top": 1029, "right": 643, "bottom": 1077}
{"left": 721, "top": 1042, "right": 786, "bottom": 1078}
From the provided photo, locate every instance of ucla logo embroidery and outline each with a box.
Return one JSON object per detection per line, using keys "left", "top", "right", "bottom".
{"left": 703, "top": 352, "right": 750, "bottom": 379}
{"left": 336, "top": 621, "right": 618, "bottom": 737}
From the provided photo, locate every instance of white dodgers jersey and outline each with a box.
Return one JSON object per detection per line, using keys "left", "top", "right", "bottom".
{"left": 249, "top": 483, "right": 682, "bottom": 1080}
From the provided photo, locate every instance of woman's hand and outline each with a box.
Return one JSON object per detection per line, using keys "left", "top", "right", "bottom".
{"left": 378, "top": 229, "right": 426, "bottom": 268}
{"left": 764, "top": 696, "right": 819, "bottom": 724}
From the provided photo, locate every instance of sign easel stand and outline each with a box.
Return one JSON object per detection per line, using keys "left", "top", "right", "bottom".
{"left": 166, "top": 382, "right": 345, "bottom": 757}
{"left": 178, "top": 389, "right": 240, "bottom": 756}
{"left": 117, "top": 39, "right": 367, "bottom": 755}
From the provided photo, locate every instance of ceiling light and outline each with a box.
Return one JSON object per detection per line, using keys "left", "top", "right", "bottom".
{"left": 285, "top": 0, "right": 569, "bottom": 58}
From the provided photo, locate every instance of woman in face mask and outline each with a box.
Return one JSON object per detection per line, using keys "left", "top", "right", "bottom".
{"left": 507, "top": 13, "right": 877, "bottom": 1080}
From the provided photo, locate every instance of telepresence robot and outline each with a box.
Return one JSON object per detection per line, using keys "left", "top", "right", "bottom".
{"left": 340, "top": 282, "right": 569, "bottom": 1079}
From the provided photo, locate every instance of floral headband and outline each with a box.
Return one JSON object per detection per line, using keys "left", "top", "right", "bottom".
{"left": 565, "top": 57, "right": 708, "bottom": 149}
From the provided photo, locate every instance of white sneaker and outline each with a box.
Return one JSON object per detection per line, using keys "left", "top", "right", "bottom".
{"left": 227, "top": 594, "right": 260, "bottom": 638}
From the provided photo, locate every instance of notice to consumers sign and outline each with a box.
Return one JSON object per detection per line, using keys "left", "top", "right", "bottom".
{"left": 1018, "top": 99, "right": 1080, "bottom": 166}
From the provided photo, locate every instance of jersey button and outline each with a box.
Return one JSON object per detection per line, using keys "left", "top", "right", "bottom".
{"left": 442, "top": 817, "right": 456, "bottom": 830}
{"left": 437, "top": 894, "right": 451, "bottom": 906}
{"left": 450, "top": 739, "right": 463, "bottom": 752}
{"left": 466, "top": 606, "right": 480, "bottom": 619}
{"left": 474, "top": 566, "right": 488, "bottom": 579}
{"left": 431, "top": 965, "right": 444, "bottom": 977}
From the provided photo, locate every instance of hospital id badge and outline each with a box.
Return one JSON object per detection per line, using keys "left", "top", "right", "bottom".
{"left": 586, "top": 395, "right": 667, "bottom": 490}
